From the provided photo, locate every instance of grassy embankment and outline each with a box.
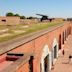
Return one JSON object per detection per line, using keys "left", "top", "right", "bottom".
{"left": 0, "top": 21, "right": 63, "bottom": 42}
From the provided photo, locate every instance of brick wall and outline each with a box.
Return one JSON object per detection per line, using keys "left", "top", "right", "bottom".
{"left": 8, "top": 22, "right": 72, "bottom": 72}
{"left": 16, "top": 62, "right": 29, "bottom": 72}
{"left": 0, "top": 16, "right": 20, "bottom": 25}
{"left": 0, "top": 22, "right": 72, "bottom": 72}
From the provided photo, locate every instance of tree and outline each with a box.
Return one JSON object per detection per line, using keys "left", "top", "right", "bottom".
{"left": 14, "top": 14, "right": 20, "bottom": 17}
{"left": 20, "top": 16, "right": 26, "bottom": 19}
{"left": 27, "top": 16, "right": 35, "bottom": 19}
{"left": 6, "top": 12, "right": 14, "bottom": 16}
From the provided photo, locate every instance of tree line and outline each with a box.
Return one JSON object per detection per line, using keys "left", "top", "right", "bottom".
{"left": 6, "top": 12, "right": 37, "bottom": 19}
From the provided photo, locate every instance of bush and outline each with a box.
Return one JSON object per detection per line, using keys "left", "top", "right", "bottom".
{"left": 6, "top": 12, "right": 14, "bottom": 16}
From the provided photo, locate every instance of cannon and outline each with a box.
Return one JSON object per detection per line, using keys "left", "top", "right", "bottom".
{"left": 36, "top": 14, "right": 48, "bottom": 22}
{"left": 36, "top": 14, "right": 54, "bottom": 22}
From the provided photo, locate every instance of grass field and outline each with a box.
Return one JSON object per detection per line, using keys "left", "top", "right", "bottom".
{"left": 0, "top": 21, "right": 63, "bottom": 42}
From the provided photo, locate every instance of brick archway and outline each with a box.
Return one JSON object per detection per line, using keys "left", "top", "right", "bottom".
{"left": 41, "top": 45, "right": 51, "bottom": 72}
{"left": 65, "top": 30, "right": 66, "bottom": 40}
{"left": 59, "top": 34, "right": 61, "bottom": 50}
{"left": 51, "top": 38, "right": 58, "bottom": 65}
{"left": 62, "top": 32, "right": 64, "bottom": 44}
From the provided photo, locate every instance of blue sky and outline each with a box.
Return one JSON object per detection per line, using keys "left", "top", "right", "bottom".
{"left": 0, "top": 0, "right": 72, "bottom": 18}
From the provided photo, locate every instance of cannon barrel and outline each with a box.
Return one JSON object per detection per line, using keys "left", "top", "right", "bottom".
{"left": 36, "top": 14, "right": 48, "bottom": 17}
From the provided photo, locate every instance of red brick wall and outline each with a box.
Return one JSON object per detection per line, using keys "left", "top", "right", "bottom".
{"left": 5, "top": 22, "right": 72, "bottom": 72}
{"left": 16, "top": 62, "right": 29, "bottom": 72}
{"left": 0, "top": 16, "right": 20, "bottom": 25}
{"left": 10, "top": 40, "right": 34, "bottom": 53}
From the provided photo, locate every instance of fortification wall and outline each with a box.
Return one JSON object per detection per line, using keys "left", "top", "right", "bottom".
{"left": 0, "top": 16, "right": 20, "bottom": 25}
{"left": 0, "top": 22, "right": 72, "bottom": 72}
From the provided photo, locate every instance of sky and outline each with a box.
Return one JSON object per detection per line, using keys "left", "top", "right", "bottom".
{"left": 0, "top": 0, "right": 72, "bottom": 18}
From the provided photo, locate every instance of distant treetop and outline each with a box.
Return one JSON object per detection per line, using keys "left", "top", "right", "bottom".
{"left": 6, "top": 12, "right": 14, "bottom": 16}
{"left": 20, "top": 16, "right": 26, "bottom": 19}
{"left": 6, "top": 12, "right": 37, "bottom": 19}
{"left": 6, "top": 12, "right": 26, "bottom": 19}
{"left": 14, "top": 14, "right": 20, "bottom": 17}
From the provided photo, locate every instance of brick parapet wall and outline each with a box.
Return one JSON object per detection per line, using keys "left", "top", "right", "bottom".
{"left": 0, "top": 16, "right": 20, "bottom": 25}
{"left": 0, "top": 22, "right": 72, "bottom": 72}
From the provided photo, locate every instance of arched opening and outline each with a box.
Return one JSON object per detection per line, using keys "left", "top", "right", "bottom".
{"left": 67, "top": 28, "right": 69, "bottom": 38}
{"left": 51, "top": 38, "right": 58, "bottom": 66}
{"left": 59, "top": 34, "right": 61, "bottom": 50}
{"left": 68, "top": 27, "right": 70, "bottom": 36}
{"left": 54, "top": 45, "right": 57, "bottom": 59}
{"left": 70, "top": 27, "right": 71, "bottom": 34}
{"left": 44, "top": 55, "right": 49, "bottom": 72}
{"left": 29, "top": 56, "right": 34, "bottom": 72}
{"left": 65, "top": 30, "right": 66, "bottom": 41}
{"left": 69, "top": 27, "right": 71, "bottom": 35}
{"left": 41, "top": 45, "right": 51, "bottom": 72}
{"left": 67, "top": 27, "right": 70, "bottom": 36}
{"left": 62, "top": 32, "right": 64, "bottom": 44}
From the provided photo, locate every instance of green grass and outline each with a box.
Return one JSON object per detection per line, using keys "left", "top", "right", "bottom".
{"left": 0, "top": 22, "right": 63, "bottom": 42}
